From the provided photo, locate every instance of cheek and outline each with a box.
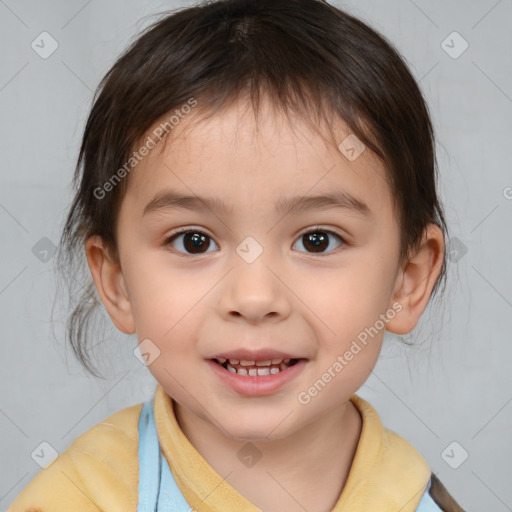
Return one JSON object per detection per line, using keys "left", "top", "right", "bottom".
{"left": 303, "top": 257, "right": 393, "bottom": 336}
{"left": 125, "top": 253, "right": 206, "bottom": 339}
{"left": 297, "top": 258, "right": 392, "bottom": 390}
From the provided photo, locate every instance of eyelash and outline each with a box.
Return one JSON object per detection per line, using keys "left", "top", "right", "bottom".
{"left": 163, "top": 225, "right": 347, "bottom": 257}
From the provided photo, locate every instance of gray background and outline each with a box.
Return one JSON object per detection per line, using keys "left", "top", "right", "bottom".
{"left": 1, "top": 0, "right": 511, "bottom": 510}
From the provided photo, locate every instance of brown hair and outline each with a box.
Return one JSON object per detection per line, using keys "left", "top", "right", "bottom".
{"left": 55, "top": 0, "right": 449, "bottom": 378}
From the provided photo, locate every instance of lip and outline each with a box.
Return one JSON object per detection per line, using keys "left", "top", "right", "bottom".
{"left": 211, "top": 348, "right": 301, "bottom": 362}
{"left": 207, "top": 358, "right": 307, "bottom": 396}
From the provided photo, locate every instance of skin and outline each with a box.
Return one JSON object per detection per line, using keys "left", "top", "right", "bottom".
{"left": 86, "top": 96, "right": 445, "bottom": 512}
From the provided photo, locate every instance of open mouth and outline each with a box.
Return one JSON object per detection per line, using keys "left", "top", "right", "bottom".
{"left": 212, "top": 357, "right": 301, "bottom": 376}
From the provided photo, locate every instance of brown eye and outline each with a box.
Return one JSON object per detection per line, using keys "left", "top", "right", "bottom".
{"left": 165, "top": 230, "right": 218, "bottom": 255}
{"left": 164, "top": 227, "right": 345, "bottom": 256}
{"left": 293, "top": 229, "right": 344, "bottom": 254}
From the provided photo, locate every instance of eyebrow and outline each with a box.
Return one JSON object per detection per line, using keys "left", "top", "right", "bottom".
{"left": 143, "top": 190, "right": 372, "bottom": 218}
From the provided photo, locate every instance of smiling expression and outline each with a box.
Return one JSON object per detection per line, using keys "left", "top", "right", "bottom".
{"left": 104, "top": 96, "right": 407, "bottom": 441}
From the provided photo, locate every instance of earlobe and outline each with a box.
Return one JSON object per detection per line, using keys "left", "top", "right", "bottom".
{"left": 85, "top": 235, "right": 136, "bottom": 335}
{"left": 386, "top": 224, "right": 445, "bottom": 335}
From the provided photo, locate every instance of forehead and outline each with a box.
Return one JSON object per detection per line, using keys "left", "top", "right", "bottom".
{"left": 121, "top": 98, "right": 395, "bottom": 224}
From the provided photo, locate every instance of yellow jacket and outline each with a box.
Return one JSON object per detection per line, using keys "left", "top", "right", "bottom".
{"left": 8, "top": 384, "right": 459, "bottom": 511}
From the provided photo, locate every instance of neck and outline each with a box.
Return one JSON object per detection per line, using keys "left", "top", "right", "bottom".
{"left": 174, "top": 399, "right": 362, "bottom": 512}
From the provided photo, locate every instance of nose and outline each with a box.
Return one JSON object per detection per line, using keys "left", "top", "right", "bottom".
{"left": 217, "top": 256, "right": 292, "bottom": 324}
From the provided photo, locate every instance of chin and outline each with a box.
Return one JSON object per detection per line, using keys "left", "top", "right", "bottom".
{"left": 215, "top": 411, "right": 298, "bottom": 443}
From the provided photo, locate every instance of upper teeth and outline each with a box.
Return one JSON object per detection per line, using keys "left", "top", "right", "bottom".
{"left": 214, "top": 356, "right": 296, "bottom": 377}
{"left": 216, "top": 357, "right": 291, "bottom": 366}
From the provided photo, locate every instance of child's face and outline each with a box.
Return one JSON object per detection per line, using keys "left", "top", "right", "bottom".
{"left": 109, "top": 99, "right": 406, "bottom": 440}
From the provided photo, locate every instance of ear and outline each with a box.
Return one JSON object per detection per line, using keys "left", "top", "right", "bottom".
{"left": 85, "top": 235, "right": 136, "bottom": 335}
{"left": 386, "top": 223, "right": 445, "bottom": 335}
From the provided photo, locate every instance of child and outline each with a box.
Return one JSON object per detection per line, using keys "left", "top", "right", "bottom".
{"left": 8, "top": 0, "right": 465, "bottom": 510}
